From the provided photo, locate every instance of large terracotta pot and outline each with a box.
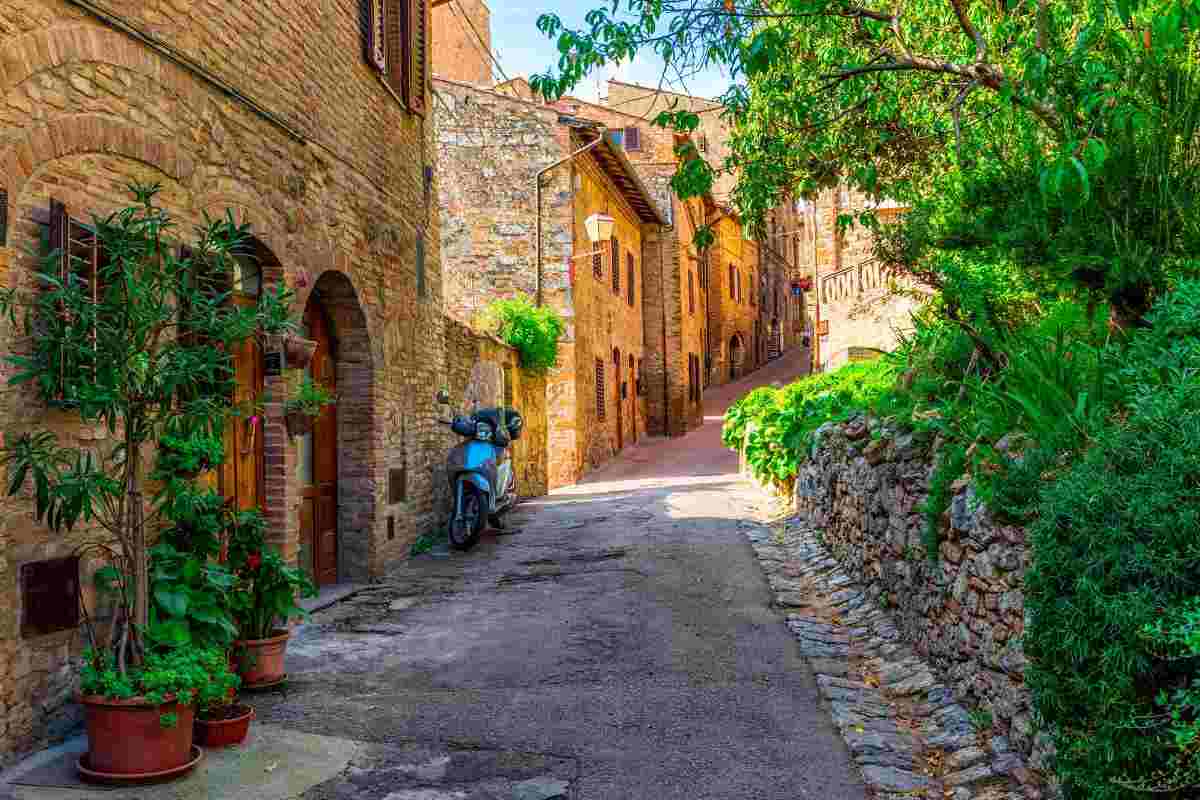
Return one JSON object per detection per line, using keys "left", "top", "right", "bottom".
{"left": 80, "top": 695, "right": 195, "bottom": 776}
{"left": 194, "top": 704, "right": 254, "bottom": 748}
{"left": 234, "top": 629, "right": 290, "bottom": 687}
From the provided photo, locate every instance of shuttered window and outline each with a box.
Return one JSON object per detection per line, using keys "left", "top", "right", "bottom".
{"left": 624, "top": 127, "right": 641, "bottom": 151}
{"left": 627, "top": 252, "right": 635, "bottom": 306}
{"left": 46, "top": 199, "right": 106, "bottom": 394}
{"left": 610, "top": 237, "right": 620, "bottom": 294}
{"left": 0, "top": 188, "right": 8, "bottom": 246}
{"left": 595, "top": 359, "right": 606, "bottom": 421}
{"left": 592, "top": 246, "right": 603, "bottom": 280}
{"left": 728, "top": 264, "right": 735, "bottom": 299}
{"left": 363, "top": 0, "right": 427, "bottom": 115}
{"left": 688, "top": 271, "right": 695, "bottom": 315}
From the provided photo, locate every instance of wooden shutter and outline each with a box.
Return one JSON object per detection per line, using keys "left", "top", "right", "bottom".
{"left": 408, "top": 0, "right": 429, "bottom": 115}
{"left": 592, "top": 246, "right": 602, "bottom": 279}
{"left": 363, "top": 0, "right": 387, "bottom": 72}
{"left": 728, "top": 264, "right": 735, "bottom": 299}
{"left": 612, "top": 243, "right": 621, "bottom": 294}
{"left": 386, "top": 0, "right": 407, "bottom": 99}
{"left": 595, "top": 359, "right": 606, "bottom": 420}
{"left": 624, "top": 127, "right": 641, "bottom": 151}
{"left": 0, "top": 188, "right": 7, "bottom": 247}
{"left": 627, "top": 253, "right": 635, "bottom": 306}
{"left": 688, "top": 271, "right": 695, "bottom": 315}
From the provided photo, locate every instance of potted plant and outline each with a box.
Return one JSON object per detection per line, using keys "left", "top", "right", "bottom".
{"left": 193, "top": 667, "right": 252, "bottom": 748}
{"left": 227, "top": 512, "right": 317, "bottom": 687}
{"left": 0, "top": 186, "right": 296, "bottom": 781}
{"left": 77, "top": 646, "right": 236, "bottom": 779}
{"left": 283, "top": 376, "right": 335, "bottom": 437}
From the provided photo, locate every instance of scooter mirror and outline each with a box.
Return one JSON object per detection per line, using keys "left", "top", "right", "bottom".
{"left": 435, "top": 389, "right": 451, "bottom": 406}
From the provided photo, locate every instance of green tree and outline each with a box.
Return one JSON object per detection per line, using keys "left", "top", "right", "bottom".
{"left": 0, "top": 184, "right": 296, "bottom": 673}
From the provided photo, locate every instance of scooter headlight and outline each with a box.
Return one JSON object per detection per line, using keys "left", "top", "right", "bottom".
{"left": 475, "top": 421, "right": 494, "bottom": 441}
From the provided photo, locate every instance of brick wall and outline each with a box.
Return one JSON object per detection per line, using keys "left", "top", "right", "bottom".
{"left": 431, "top": 0, "right": 492, "bottom": 86}
{"left": 0, "top": 0, "right": 439, "bottom": 764}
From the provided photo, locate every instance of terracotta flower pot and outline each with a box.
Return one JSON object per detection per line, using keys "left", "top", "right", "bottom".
{"left": 79, "top": 695, "right": 196, "bottom": 777}
{"left": 234, "top": 629, "right": 291, "bottom": 687}
{"left": 284, "top": 410, "right": 315, "bottom": 437}
{"left": 284, "top": 336, "right": 318, "bottom": 369}
{"left": 194, "top": 704, "right": 254, "bottom": 748}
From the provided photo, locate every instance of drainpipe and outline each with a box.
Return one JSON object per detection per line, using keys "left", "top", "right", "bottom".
{"left": 534, "top": 137, "right": 604, "bottom": 306}
{"left": 658, "top": 224, "right": 669, "bottom": 435}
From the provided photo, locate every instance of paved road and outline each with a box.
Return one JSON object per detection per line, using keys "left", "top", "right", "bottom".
{"left": 262, "top": 351, "right": 867, "bottom": 800}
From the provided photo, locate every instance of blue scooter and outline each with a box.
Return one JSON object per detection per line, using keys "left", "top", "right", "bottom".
{"left": 436, "top": 389, "right": 523, "bottom": 550}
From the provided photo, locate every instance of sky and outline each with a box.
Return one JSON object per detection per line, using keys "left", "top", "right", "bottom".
{"left": 483, "top": 0, "right": 733, "bottom": 103}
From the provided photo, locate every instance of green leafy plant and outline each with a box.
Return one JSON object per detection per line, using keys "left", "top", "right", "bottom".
{"left": 0, "top": 185, "right": 297, "bottom": 678}
{"left": 154, "top": 432, "right": 224, "bottom": 479}
{"left": 480, "top": 294, "right": 565, "bottom": 374}
{"left": 80, "top": 646, "right": 238, "bottom": 727}
{"left": 225, "top": 510, "right": 317, "bottom": 641}
{"left": 284, "top": 376, "right": 335, "bottom": 417}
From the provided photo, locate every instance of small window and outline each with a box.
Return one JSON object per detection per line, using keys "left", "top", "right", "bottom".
{"left": 728, "top": 264, "right": 735, "bottom": 299}
{"left": 688, "top": 271, "right": 695, "bottom": 315}
{"left": 21, "top": 556, "right": 79, "bottom": 638}
{"left": 416, "top": 229, "right": 427, "bottom": 298}
{"left": 626, "top": 252, "right": 635, "bottom": 306}
{"left": 624, "top": 127, "right": 641, "bottom": 151}
{"left": 388, "top": 465, "right": 407, "bottom": 504}
{"left": 595, "top": 358, "right": 606, "bottom": 420}
{"left": 610, "top": 236, "right": 620, "bottom": 293}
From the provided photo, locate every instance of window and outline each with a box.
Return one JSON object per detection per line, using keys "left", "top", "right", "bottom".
{"left": 624, "top": 127, "right": 642, "bottom": 151}
{"left": 729, "top": 264, "right": 735, "bottom": 299}
{"left": 627, "top": 252, "right": 635, "bottom": 306}
{"left": 363, "top": 0, "right": 429, "bottom": 115}
{"left": 595, "top": 358, "right": 606, "bottom": 420}
{"left": 593, "top": 245, "right": 603, "bottom": 279}
{"left": 0, "top": 188, "right": 7, "bottom": 246}
{"left": 610, "top": 236, "right": 620, "bottom": 293}
{"left": 688, "top": 271, "right": 695, "bottom": 315}
{"left": 416, "top": 227, "right": 426, "bottom": 297}
{"left": 40, "top": 199, "right": 108, "bottom": 393}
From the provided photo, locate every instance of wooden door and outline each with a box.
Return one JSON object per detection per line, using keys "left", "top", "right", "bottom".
{"left": 613, "top": 349, "right": 623, "bottom": 450}
{"left": 301, "top": 300, "right": 339, "bottom": 586}
{"left": 221, "top": 297, "right": 264, "bottom": 511}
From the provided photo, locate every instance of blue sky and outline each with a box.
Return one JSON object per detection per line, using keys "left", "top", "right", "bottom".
{"left": 484, "top": 0, "right": 732, "bottom": 103}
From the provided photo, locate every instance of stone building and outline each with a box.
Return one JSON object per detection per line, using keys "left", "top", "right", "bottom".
{"left": 705, "top": 209, "right": 763, "bottom": 386}
{"left": 779, "top": 189, "right": 918, "bottom": 371}
{"left": 434, "top": 79, "right": 666, "bottom": 488}
{"left": 0, "top": 0, "right": 442, "bottom": 764}
{"left": 431, "top": 0, "right": 493, "bottom": 86}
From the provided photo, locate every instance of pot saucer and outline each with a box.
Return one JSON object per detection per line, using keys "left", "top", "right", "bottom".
{"left": 77, "top": 745, "right": 203, "bottom": 785}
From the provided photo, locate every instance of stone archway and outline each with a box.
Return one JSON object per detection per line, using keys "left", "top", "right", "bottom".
{"left": 304, "top": 271, "right": 376, "bottom": 583}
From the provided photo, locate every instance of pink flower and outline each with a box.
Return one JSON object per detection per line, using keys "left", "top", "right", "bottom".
{"left": 248, "top": 415, "right": 260, "bottom": 427}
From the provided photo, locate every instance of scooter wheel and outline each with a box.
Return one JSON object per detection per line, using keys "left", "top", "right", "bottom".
{"left": 449, "top": 484, "right": 485, "bottom": 550}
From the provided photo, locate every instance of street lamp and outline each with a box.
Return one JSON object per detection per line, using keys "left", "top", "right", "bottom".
{"left": 584, "top": 213, "right": 615, "bottom": 243}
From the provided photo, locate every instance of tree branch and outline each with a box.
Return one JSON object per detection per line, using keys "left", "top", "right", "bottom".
{"left": 948, "top": 0, "right": 986, "bottom": 63}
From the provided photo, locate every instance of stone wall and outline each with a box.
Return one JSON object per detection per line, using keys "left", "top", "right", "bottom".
{"left": 0, "top": 0, "right": 440, "bottom": 766}
{"left": 790, "top": 418, "right": 1050, "bottom": 781}
{"left": 706, "top": 214, "right": 761, "bottom": 386}
{"left": 442, "top": 319, "right": 548, "bottom": 500}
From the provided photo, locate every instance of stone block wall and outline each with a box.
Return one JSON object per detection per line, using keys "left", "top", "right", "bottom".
{"left": 791, "top": 418, "right": 1050, "bottom": 776}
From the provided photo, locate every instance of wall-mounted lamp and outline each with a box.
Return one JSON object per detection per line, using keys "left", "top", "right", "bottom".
{"left": 584, "top": 213, "right": 615, "bottom": 244}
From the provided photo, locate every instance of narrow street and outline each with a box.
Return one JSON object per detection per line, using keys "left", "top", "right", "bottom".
{"left": 253, "top": 351, "right": 867, "bottom": 800}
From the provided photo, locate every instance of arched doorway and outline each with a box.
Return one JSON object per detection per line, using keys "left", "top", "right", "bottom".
{"left": 729, "top": 334, "right": 743, "bottom": 380}
{"left": 302, "top": 272, "right": 375, "bottom": 584}
{"left": 628, "top": 353, "right": 637, "bottom": 444}
{"left": 613, "top": 347, "right": 623, "bottom": 450}
{"left": 298, "top": 294, "right": 338, "bottom": 586}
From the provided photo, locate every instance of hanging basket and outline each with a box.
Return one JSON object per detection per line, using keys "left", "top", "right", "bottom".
{"left": 284, "top": 337, "right": 317, "bottom": 370}
{"left": 284, "top": 410, "right": 315, "bottom": 437}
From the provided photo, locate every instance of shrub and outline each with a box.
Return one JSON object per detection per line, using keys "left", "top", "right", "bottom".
{"left": 1024, "top": 283, "right": 1200, "bottom": 799}
{"left": 480, "top": 294, "right": 565, "bottom": 374}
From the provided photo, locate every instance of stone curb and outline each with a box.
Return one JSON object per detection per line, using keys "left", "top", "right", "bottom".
{"left": 743, "top": 509, "right": 1033, "bottom": 800}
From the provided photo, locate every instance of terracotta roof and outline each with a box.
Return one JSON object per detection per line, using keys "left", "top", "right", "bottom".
{"left": 563, "top": 119, "right": 668, "bottom": 226}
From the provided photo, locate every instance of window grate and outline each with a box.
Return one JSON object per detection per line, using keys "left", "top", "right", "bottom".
{"left": 595, "top": 359, "right": 606, "bottom": 420}
{"left": 592, "top": 246, "right": 603, "bottom": 280}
